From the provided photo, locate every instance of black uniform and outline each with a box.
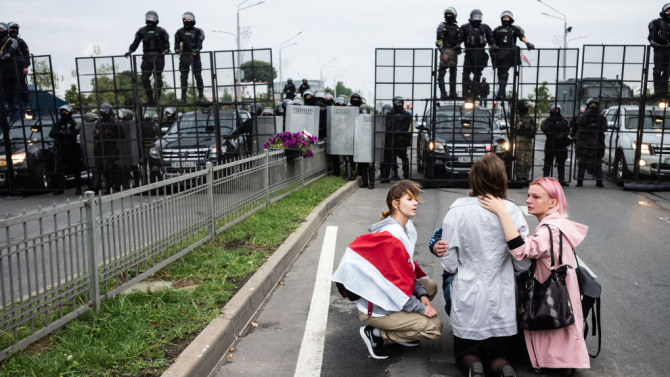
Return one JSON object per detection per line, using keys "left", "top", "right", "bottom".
{"left": 0, "top": 34, "right": 20, "bottom": 110}
{"left": 92, "top": 117, "right": 125, "bottom": 193}
{"left": 541, "top": 112, "right": 571, "bottom": 183}
{"left": 479, "top": 78, "right": 490, "bottom": 106}
{"left": 648, "top": 17, "right": 670, "bottom": 99}
{"left": 457, "top": 23, "right": 495, "bottom": 99}
{"left": 575, "top": 108, "right": 607, "bottom": 183}
{"left": 385, "top": 106, "right": 412, "bottom": 180}
{"left": 491, "top": 25, "right": 525, "bottom": 99}
{"left": 175, "top": 27, "right": 205, "bottom": 101}
{"left": 284, "top": 82, "right": 296, "bottom": 100}
{"left": 49, "top": 118, "right": 82, "bottom": 193}
{"left": 10, "top": 33, "right": 29, "bottom": 107}
{"left": 436, "top": 20, "right": 461, "bottom": 98}
{"left": 299, "top": 81, "right": 310, "bottom": 96}
{"left": 127, "top": 25, "right": 170, "bottom": 103}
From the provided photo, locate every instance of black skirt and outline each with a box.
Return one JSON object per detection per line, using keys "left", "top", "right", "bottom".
{"left": 453, "top": 335, "right": 515, "bottom": 367}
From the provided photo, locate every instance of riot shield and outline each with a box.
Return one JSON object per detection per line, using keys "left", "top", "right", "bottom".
{"left": 354, "top": 114, "right": 374, "bottom": 163}
{"left": 285, "top": 105, "right": 319, "bottom": 136}
{"left": 118, "top": 120, "right": 140, "bottom": 168}
{"left": 374, "top": 115, "right": 388, "bottom": 163}
{"left": 253, "top": 116, "right": 282, "bottom": 152}
{"left": 326, "top": 106, "right": 357, "bottom": 155}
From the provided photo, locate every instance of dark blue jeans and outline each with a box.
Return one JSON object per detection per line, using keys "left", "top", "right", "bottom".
{"left": 442, "top": 271, "right": 454, "bottom": 316}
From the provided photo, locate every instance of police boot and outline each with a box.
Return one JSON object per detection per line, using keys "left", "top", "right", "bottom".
{"left": 449, "top": 83, "right": 458, "bottom": 98}
{"left": 392, "top": 168, "right": 400, "bottom": 180}
{"left": 359, "top": 165, "right": 369, "bottom": 188}
{"left": 438, "top": 80, "right": 448, "bottom": 100}
{"left": 179, "top": 89, "right": 188, "bottom": 104}
{"left": 345, "top": 161, "right": 353, "bottom": 181}
{"left": 368, "top": 165, "right": 375, "bottom": 189}
{"left": 558, "top": 166, "right": 569, "bottom": 187}
{"left": 143, "top": 91, "right": 155, "bottom": 106}
{"left": 197, "top": 89, "right": 208, "bottom": 104}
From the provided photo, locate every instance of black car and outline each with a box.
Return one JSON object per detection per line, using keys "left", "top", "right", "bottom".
{"left": 148, "top": 109, "right": 250, "bottom": 180}
{"left": 417, "top": 103, "right": 510, "bottom": 178}
{"left": 0, "top": 113, "right": 85, "bottom": 191}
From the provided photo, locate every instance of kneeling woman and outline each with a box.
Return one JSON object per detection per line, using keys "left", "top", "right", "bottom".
{"left": 332, "top": 180, "right": 442, "bottom": 359}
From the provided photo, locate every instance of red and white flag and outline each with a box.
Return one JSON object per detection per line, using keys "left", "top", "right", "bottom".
{"left": 331, "top": 231, "right": 416, "bottom": 312}
{"left": 523, "top": 54, "right": 532, "bottom": 66}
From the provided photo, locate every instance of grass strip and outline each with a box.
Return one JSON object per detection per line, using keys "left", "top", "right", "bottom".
{"left": 0, "top": 176, "right": 346, "bottom": 377}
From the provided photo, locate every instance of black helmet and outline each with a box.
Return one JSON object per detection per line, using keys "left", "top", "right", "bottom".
{"left": 324, "top": 93, "right": 334, "bottom": 106}
{"left": 350, "top": 92, "right": 362, "bottom": 107}
{"left": 393, "top": 96, "right": 404, "bottom": 105}
{"left": 662, "top": 3, "right": 670, "bottom": 17}
{"left": 500, "top": 10, "right": 514, "bottom": 26}
{"left": 100, "top": 103, "right": 114, "bottom": 117}
{"left": 182, "top": 12, "right": 196, "bottom": 28}
{"left": 444, "top": 7, "right": 457, "bottom": 20}
{"left": 517, "top": 100, "right": 531, "bottom": 113}
{"left": 0, "top": 23, "right": 8, "bottom": 37}
{"left": 287, "top": 77, "right": 293, "bottom": 83}
{"left": 469, "top": 9, "right": 483, "bottom": 22}
{"left": 302, "top": 78, "right": 308, "bottom": 83}
{"left": 146, "top": 10, "right": 159, "bottom": 26}
{"left": 7, "top": 22, "right": 19, "bottom": 37}
{"left": 59, "top": 104, "right": 73, "bottom": 119}
{"left": 249, "top": 102, "right": 262, "bottom": 116}
{"left": 165, "top": 107, "right": 176, "bottom": 117}
{"left": 292, "top": 98, "right": 304, "bottom": 106}
{"left": 261, "top": 107, "right": 274, "bottom": 116}
{"left": 351, "top": 92, "right": 362, "bottom": 100}
{"left": 548, "top": 102, "right": 562, "bottom": 113}
{"left": 586, "top": 97, "right": 599, "bottom": 109}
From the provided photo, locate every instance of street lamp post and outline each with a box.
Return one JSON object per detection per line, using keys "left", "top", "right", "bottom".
{"left": 333, "top": 69, "right": 347, "bottom": 97}
{"left": 236, "top": 0, "right": 265, "bottom": 100}
{"left": 538, "top": 0, "right": 570, "bottom": 80}
{"left": 278, "top": 31, "right": 303, "bottom": 88}
{"left": 567, "top": 35, "right": 588, "bottom": 47}
{"left": 320, "top": 58, "right": 337, "bottom": 83}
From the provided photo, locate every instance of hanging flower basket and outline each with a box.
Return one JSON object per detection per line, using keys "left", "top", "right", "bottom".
{"left": 264, "top": 131, "right": 319, "bottom": 158}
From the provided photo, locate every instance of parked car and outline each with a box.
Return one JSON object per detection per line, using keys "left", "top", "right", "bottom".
{"left": 148, "top": 109, "right": 250, "bottom": 180}
{"left": 417, "top": 103, "right": 510, "bottom": 178}
{"left": 602, "top": 105, "right": 670, "bottom": 185}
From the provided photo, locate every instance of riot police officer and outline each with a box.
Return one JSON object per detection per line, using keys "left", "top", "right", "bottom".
{"left": 381, "top": 96, "right": 412, "bottom": 181}
{"left": 284, "top": 78, "right": 296, "bottom": 100}
{"left": 49, "top": 105, "right": 82, "bottom": 195}
{"left": 303, "top": 89, "right": 316, "bottom": 106}
{"left": 457, "top": 10, "right": 496, "bottom": 99}
{"left": 574, "top": 98, "right": 607, "bottom": 187}
{"left": 175, "top": 12, "right": 206, "bottom": 104}
{"left": 93, "top": 103, "right": 124, "bottom": 194}
{"left": 541, "top": 102, "right": 571, "bottom": 186}
{"left": 648, "top": 3, "right": 670, "bottom": 100}
{"left": 324, "top": 93, "right": 335, "bottom": 106}
{"left": 349, "top": 92, "right": 363, "bottom": 107}
{"left": 161, "top": 107, "right": 177, "bottom": 132}
{"left": 356, "top": 102, "right": 375, "bottom": 189}
{"left": 0, "top": 23, "right": 20, "bottom": 111}
{"left": 299, "top": 78, "right": 310, "bottom": 96}
{"left": 436, "top": 7, "right": 462, "bottom": 99}
{"left": 335, "top": 96, "right": 348, "bottom": 106}
{"left": 7, "top": 22, "right": 30, "bottom": 109}
{"left": 513, "top": 100, "right": 537, "bottom": 181}
{"left": 479, "top": 77, "right": 490, "bottom": 106}
{"left": 125, "top": 11, "right": 170, "bottom": 105}
{"left": 275, "top": 102, "right": 284, "bottom": 116}
{"left": 338, "top": 92, "right": 363, "bottom": 181}
{"left": 491, "top": 11, "right": 534, "bottom": 100}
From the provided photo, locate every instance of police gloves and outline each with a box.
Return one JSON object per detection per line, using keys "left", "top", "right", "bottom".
{"left": 455, "top": 46, "right": 462, "bottom": 54}
{"left": 525, "top": 42, "right": 535, "bottom": 50}
{"left": 125, "top": 52, "right": 131, "bottom": 58}
{"left": 650, "top": 41, "right": 661, "bottom": 48}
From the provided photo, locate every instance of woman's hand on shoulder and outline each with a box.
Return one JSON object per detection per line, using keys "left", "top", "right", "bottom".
{"left": 478, "top": 194, "right": 507, "bottom": 217}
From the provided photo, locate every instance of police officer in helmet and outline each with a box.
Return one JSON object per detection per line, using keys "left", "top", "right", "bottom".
{"left": 350, "top": 92, "right": 363, "bottom": 107}
{"left": 574, "top": 98, "right": 607, "bottom": 187}
{"left": 492, "top": 11, "right": 534, "bottom": 100}
{"left": 436, "top": 7, "right": 462, "bottom": 99}
{"left": 49, "top": 105, "right": 82, "bottom": 195}
{"left": 126, "top": 11, "right": 170, "bottom": 106}
{"left": 175, "top": 12, "right": 206, "bottom": 104}
{"left": 284, "top": 77, "right": 296, "bottom": 100}
{"left": 649, "top": 3, "right": 670, "bottom": 100}
{"left": 303, "top": 89, "right": 316, "bottom": 106}
{"left": 93, "top": 103, "right": 125, "bottom": 194}
{"left": 457, "top": 10, "right": 496, "bottom": 100}
{"left": 513, "top": 99, "right": 537, "bottom": 181}
{"left": 299, "top": 78, "right": 310, "bottom": 96}
{"left": 541, "top": 102, "right": 571, "bottom": 186}
{"left": 7, "top": 22, "right": 30, "bottom": 109}
{"left": 380, "top": 96, "right": 412, "bottom": 182}
{"left": 0, "top": 23, "right": 20, "bottom": 111}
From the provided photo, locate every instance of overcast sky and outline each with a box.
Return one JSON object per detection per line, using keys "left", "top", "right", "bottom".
{"left": 5, "top": 0, "right": 663, "bottom": 100}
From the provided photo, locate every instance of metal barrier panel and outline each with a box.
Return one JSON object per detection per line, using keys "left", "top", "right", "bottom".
{"left": 285, "top": 105, "right": 319, "bottom": 136}
{"left": 326, "top": 106, "right": 357, "bottom": 155}
{"left": 354, "top": 114, "right": 374, "bottom": 163}
{"left": 253, "top": 116, "right": 281, "bottom": 153}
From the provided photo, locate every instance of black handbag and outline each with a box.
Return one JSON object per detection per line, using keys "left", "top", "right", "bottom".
{"left": 570, "top": 233, "right": 602, "bottom": 358}
{"left": 517, "top": 224, "right": 575, "bottom": 331}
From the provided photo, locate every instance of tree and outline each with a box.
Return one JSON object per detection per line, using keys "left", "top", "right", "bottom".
{"left": 527, "top": 81, "right": 555, "bottom": 114}
{"left": 30, "top": 60, "right": 60, "bottom": 91}
{"left": 64, "top": 84, "right": 80, "bottom": 110}
{"left": 240, "top": 60, "right": 277, "bottom": 83}
{"left": 335, "top": 81, "right": 352, "bottom": 97}
{"left": 324, "top": 86, "right": 334, "bottom": 94}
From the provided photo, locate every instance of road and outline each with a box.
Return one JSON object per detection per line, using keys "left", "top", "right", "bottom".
{"left": 214, "top": 182, "right": 670, "bottom": 377}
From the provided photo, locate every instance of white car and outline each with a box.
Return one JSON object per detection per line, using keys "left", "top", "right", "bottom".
{"left": 602, "top": 105, "right": 670, "bottom": 185}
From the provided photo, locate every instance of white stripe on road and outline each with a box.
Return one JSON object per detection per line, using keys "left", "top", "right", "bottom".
{"left": 576, "top": 256, "right": 598, "bottom": 278}
{"left": 293, "top": 226, "right": 338, "bottom": 377}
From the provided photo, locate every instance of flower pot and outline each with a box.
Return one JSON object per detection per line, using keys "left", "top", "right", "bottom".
{"left": 284, "top": 148, "right": 302, "bottom": 160}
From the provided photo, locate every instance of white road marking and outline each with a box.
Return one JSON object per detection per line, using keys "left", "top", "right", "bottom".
{"left": 293, "top": 226, "right": 338, "bottom": 377}
{"left": 576, "top": 256, "right": 597, "bottom": 278}
{"left": 519, "top": 206, "right": 531, "bottom": 216}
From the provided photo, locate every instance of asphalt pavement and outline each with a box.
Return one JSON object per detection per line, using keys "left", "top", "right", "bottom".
{"left": 213, "top": 181, "right": 670, "bottom": 377}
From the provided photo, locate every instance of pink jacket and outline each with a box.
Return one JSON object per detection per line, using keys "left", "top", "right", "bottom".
{"left": 509, "top": 212, "right": 591, "bottom": 369}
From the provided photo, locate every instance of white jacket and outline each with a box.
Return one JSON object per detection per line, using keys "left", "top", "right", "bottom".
{"left": 441, "top": 197, "right": 531, "bottom": 340}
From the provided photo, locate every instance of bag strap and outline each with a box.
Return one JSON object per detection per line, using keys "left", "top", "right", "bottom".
{"left": 590, "top": 298, "right": 602, "bottom": 358}
{"left": 541, "top": 224, "right": 557, "bottom": 268}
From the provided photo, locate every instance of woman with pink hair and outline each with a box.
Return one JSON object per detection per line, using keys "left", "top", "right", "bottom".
{"left": 478, "top": 177, "right": 590, "bottom": 374}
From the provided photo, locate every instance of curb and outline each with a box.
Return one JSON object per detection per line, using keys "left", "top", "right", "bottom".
{"left": 162, "top": 178, "right": 359, "bottom": 377}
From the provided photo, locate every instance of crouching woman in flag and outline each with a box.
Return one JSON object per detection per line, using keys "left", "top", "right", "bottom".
{"left": 332, "top": 180, "right": 442, "bottom": 359}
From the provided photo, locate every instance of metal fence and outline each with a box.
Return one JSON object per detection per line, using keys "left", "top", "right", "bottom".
{"left": 0, "top": 142, "right": 326, "bottom": 361}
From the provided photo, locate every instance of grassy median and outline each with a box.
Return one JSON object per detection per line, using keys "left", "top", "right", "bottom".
{"left": 0, "top": 176, "right": 346, "bottom": 377}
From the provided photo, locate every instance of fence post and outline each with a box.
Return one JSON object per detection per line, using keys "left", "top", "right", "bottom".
{"left": 206, "top": 162, "right": 215, "bottom": 239}
{"left": 85, "top": 191, "right": 101, "bottom": 312}
{"left": 300, "top": 156, "right": 304, "bottom": 188}
{"left": 264, "top": 149, "right": 270, "bottom": 207}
